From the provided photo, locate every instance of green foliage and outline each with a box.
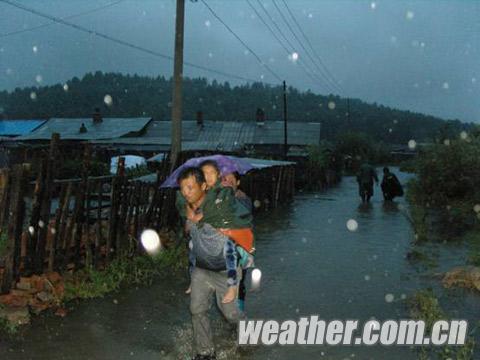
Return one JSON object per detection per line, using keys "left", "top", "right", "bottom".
{"left": 407, "top": 137, "right": 480, "bottom": 239}
{"left": 398, "top": 159, "right": 416, "bottom": 173}
{"left": 411, "top": 139, "right": 480, "bottom": 207}
{"left": 58, "top": 159, "right": 109, "bottom": 179}
{"left": 64, "top": 246, "right": 186, "bottom": 301}
{"left": 408, "top": 289, "right": 445, "bottom": 330}
{"left": 334, "top": 131, "right": 392, "bottom": 170}
{"left": 125, "top": 164, "right": 152, "bottom": 179}
{"left": 306, "top": 143, "right": 331, "bottom": 168}
{"left": 0, "top": 71, "right": 472, "bottom": 144}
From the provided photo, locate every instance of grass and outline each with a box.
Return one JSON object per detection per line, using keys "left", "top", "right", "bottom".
{"left": 0, "top": 303, "right": 21, "bottom": 336}
{"left": 0, "top": 317, "right": 20, "bottom": 336}
{"left": 408, "top": 289, "right": 476, "bottom": 359}
{"left": 407, "top": 248, "right": 438, "bottom": 270}
{"left": 464, "top": 230, "right": 480, "bottom": 266}
{"left": 64, "top": 245, "right": 187, "bottom": 301}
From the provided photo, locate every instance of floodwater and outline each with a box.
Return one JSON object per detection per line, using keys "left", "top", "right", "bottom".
{"left": 1, "top": 169, "right": 479, "bottom": 359}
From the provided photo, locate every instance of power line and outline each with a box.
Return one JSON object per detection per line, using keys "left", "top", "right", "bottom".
{"left": 1, "top": 0, "right": 126, "bottom": 38}
{"left": 257, "top": 0, "right": 336, "bottom": 93}
{"left": 271, "top": 0, "right": 339, "bottom": 94}
{"left": 245, "top": 0, "right": 328, "bottom": 92}
{"left": 280, "top": 0, "right": 344, "bottom": 94}
{"left": 0, "top": 0, "right": 273, "bottom": 85}
{"left": 200, "top": 0, "right": 283, "bottom": 83}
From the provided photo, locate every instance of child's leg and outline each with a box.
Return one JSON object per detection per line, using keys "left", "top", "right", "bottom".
{"left": 222, "top": 239, "right": 238, "bottom": 303}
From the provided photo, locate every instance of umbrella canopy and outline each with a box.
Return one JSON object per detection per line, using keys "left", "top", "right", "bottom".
{"left": 160, "top": 154, "right": 254, "bottom": 188}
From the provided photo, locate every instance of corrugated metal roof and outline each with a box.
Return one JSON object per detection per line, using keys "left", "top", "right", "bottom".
{"left": 0, "top": 120, "right": 46, "bottom": 136}
{"left": 16, "top": 117, "right": 152, "bottom": 141}
{"left": 91, "top": 120, "right": 320, "bottom": 151}
{"left": 230, "top": 157, "right": 295, "bottom": 168}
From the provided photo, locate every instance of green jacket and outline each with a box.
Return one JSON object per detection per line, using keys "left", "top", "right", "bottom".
{"left": 176, "top": 181, "right": 252, "bottom": 229}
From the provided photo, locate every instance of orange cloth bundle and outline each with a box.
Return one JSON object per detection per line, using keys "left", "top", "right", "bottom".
{"left": 218, "top": 228, "right": 254, "bottom": 253}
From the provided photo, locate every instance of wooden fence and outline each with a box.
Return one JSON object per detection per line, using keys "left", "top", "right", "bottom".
{"left": 0, "top": 136, "right": 296, "bottom": 294}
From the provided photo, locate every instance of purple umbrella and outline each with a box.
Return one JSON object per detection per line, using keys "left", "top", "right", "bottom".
{"left": 160, "top": 154, "right": 254, "bottom": 188}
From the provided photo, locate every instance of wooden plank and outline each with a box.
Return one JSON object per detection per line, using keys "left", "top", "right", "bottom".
{"left": 48, "top": 183, "right": 67, "bottom": 272}
{"left": 57, "top": 182, "right": 73, "bottom": 268}
{"left": 94, "top": 181, "right": 103, "bottom": 267}
{"left": 26, "top": 158, "right": 46, "bottom": 275}
{"left": 0, "top": 169, "right": 10, "bottom": 235}
{"left": 106, "top": 177, "right": 118, "bottom": 263}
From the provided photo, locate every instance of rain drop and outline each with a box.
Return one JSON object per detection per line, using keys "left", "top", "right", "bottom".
{"left": 251, "top": 268, "right": 262, "bottom": 289}
{"left": 141, "top": 229, "right": 162, "bottom": 255}
{"left": 442, "top": 82, "right": 449, "bottom": 90}
{"left": 104, "top": 94, "right": 113, "bottom": 106}
{"left": 253, "top": 200, "right": 261, "bottom": 208}
{"left": 63, "top": 84, "right": 69, "bottom": 92}
{"left": 28, "top": 226, "right": 35, "bottom": 235}
{"left": 32, "top": 45, "right": 38, "bottom": 53}
{"left": 473, "top": 204, "right": 480, "bottom": 213}
{"left": 328, "top": 101, "right": 336, "bottom": 110}
{"left": 288, "top": 52, "right": 299, "bottom": 62}
{"left": 35, "top": 75, "right": 43, "bottom": 84}
{"left": 408, "top": 139, "right": 416, "bottom": 150}
{"left": 460, "top": 131, "right": 468, "bottom": 140}
{"left": 38, "top": 220, "right": 45, "bottom": 228}
{"left": 385, "top": 293, "right": 395, "bottom": 303}
{"left": 370, "top": 2, "right": 376, "bottom": 10}
{"left": 30, "top": 92, "right": 37, "bottom": 101}
{"left": 406, "top": 11, "right": 414, "bottom": 20}
{"left": 205, "top": 20, "right": 211, "bottom": 27}
{"left": 346, "top": 219, "right": 358, "bottom": 232}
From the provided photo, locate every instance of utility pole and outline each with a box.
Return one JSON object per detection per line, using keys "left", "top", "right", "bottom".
{"left": 283, "top": 81, "right": 288, "bottom": 160}
{"left": 170, "top": 0, "right": 185, "bottom": 170}
{"left": 346, "top": 98, "right": 350, "bottom": 124}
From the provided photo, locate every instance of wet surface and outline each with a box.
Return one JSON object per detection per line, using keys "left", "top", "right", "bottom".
{"left": 1, "top": 169, "right": 479, "bottom": 359}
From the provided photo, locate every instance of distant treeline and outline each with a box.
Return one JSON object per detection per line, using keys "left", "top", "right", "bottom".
{"left": 0, "top": 71, "right": 472, "bottom": 143}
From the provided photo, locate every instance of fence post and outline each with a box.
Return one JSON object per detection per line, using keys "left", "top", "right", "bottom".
{"left": 1, "top": 165, "right": 26, "bottom": 293}
{"left": 34, "top": 133, "right": 59, "bottom": 274}
{"left": 106, "top": 157, "right": 124, "bottom": 263}
{"left": 73, "top": 144, "right": 91, "bottom": 269}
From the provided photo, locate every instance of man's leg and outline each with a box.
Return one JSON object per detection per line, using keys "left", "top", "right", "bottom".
{"left": 190, "top": 267, "right": 215, "bottom": 356}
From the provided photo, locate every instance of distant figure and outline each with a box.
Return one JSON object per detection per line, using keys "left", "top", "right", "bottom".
{"left": 356, "top": 163, "right": 378, "bottom": 203}
{"left": 381, "top": 167, "right": 404, "bottom": 201}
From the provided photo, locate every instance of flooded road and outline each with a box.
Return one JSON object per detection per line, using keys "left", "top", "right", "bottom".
{"left": 1, "top": 169, "right": 479, "bottom": 359}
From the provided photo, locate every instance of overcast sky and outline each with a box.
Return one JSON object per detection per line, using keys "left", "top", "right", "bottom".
{"left": 0, "top": 0, "right": 478, "bottom": 122}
